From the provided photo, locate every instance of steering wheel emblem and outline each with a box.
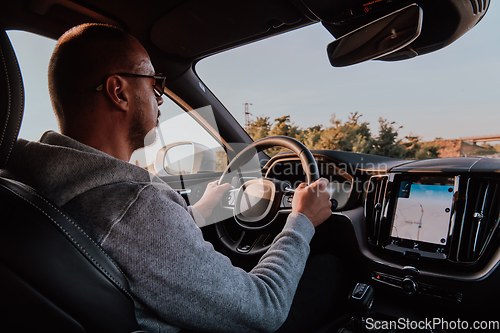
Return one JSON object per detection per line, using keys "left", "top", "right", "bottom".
{"left": 234, "top": 178, "right": 289, "bottom": 229}
{"left": 235, "top": 179, "right": 274, "bottom": 220}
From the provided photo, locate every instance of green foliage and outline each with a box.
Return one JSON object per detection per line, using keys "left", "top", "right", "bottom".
{"left": 314, "top": 112, "right": 373, "bottom": 154}
{"left": 402, "top": 135, "right": 440, "bottom": 160}
{"left": 403, "top": 135, "right": 422, "bottom": 159}
{"left": 246, "top": 112, "right": 440, "bottom": 159}
{"left": 371, "top": 118, "right": 405, "bottom": 158}
{"left": 416, "top": 143, "right": 440, "bottom": 159}
{"left": 247, "top": 116, "right": 271, "bottom": 141}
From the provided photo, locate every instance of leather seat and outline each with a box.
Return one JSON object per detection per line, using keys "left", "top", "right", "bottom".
{"left": 0, "top": 28, "right": 142, "bottom": 333}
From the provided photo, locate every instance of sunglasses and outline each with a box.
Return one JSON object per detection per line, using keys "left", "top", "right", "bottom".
{"left": 95, "top": 73, "right": 166, "bottom": 98}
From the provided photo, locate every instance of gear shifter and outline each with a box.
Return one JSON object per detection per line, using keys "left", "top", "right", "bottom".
{"left": 340, "top": 283, "right": 375, "bottom": 333}
{"left": 349, "top": 283, "right": 374, "bottom": 316}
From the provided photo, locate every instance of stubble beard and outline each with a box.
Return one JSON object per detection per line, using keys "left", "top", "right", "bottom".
{"left": 128, "top": 94, "right": 150, "bottom": 151}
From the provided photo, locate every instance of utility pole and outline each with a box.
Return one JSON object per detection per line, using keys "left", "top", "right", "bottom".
{"left": 243, "top": 102, "right": 253, "bottom": 131}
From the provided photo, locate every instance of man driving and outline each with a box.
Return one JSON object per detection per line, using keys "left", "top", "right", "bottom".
{"left": 3, "top": 23, "right": 341, "bottom": 332}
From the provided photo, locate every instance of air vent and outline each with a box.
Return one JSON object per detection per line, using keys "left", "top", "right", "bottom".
{"left": 469, "top": 0, "right": 490, "bottom": 15}
{"left": 455, "top": 178, "right": 500, "bottom": 262}
{"left": 365, "top": 175, "right": 389, "bottom": 246}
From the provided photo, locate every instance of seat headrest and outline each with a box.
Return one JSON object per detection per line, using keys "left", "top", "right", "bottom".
{"left": 0, "top": 28, "right": 24, "bottom": 169}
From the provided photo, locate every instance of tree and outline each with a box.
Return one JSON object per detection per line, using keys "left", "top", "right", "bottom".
{"left": 247, "top": 116, "right": 271, "bottom": 141}
{"left": 301, "top": 125, "right": 323, "bottom": 149}
{"left": 403, "top": 135, "right": 440, "bottom": 160}
{"left": 372, "top": 118, "right": 405, "bottom": 158}
{"left": 403, "top": 134, "right": 422, "bottom": 160}
{"left": 316, "top": 112, "right": 373, "bottom": 154}
{"left": 263, "top": 115, "right": 303, "bottom": 156}
{"left": 269, "top": 115, "right": 292, "bottom": 136}
{"left": 416, "top": 142, "right": 440, "bottom": 159}
{"left": 245, "top": 111, "right": 439, "bottom": 160}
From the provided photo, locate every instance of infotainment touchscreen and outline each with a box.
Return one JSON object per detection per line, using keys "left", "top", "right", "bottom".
{"left": 388, "top": 177, "right": 455, "bottom": 258}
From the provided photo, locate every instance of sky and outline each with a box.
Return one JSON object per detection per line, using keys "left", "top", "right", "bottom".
{"left": 8, "top": 2, "right": 500, "bottom": 143}
{"left": 196, "top": 2, "right": 500, "bottom": 142}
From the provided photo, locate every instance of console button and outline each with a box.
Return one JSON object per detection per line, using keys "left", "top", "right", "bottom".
{"left": 404, "top": 251, "right": 421, "bottom": 259}
{"left": 372, "top": 272, "right": 402, "bottom": 287}
{"left": 401, "top": 277, "right": 418, "bottom": 295}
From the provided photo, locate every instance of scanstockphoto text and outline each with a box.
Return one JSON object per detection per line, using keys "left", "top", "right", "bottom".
{"left": 365, "top": 317, "right": 500, "bottom": 331}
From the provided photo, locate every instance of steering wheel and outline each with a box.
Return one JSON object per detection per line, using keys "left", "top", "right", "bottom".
{"left": 215, "top": 136, "right": 320, "bottom": 256}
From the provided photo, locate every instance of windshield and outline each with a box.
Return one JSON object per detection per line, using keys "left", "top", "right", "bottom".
{"left": 196, "top": 2, "right": 500, "bottom": 159}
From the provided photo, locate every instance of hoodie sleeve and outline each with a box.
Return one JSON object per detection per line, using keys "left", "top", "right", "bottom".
{"left": 100, "top": 184, "right": 315, "bottom": 333}
{"left": 187, "top": 205, "right": 207, "bottom": 228}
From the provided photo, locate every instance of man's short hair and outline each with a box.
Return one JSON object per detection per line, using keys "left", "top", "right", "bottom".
{"left": 48, "top": 23, "right": 137, "bottom": 127}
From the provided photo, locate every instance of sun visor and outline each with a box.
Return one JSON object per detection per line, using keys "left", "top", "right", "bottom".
{"left": 151, "top": 0, "right": 303, "bottom": 58}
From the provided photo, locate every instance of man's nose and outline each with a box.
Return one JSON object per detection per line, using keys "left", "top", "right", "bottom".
{"left": 157, "top": 95, "right": 164, "bottom": 106}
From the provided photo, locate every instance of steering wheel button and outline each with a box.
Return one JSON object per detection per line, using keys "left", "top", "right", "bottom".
{"left": 238, "top": 244, "right": 252, "bottom": 253}
{"left": 281, "top": 194, "right": 293, "bottom": 208}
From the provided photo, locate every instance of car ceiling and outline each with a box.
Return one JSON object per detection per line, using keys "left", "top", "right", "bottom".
{"left": 0, "top": 0, "right": 322, "bottom": 77}
{"left": 1, "top": 0, "right": 489, "bottom": 79}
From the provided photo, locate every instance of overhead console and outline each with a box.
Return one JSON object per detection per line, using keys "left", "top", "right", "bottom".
{"left": 364, "top": 158, "right": 500, "bottom": 275}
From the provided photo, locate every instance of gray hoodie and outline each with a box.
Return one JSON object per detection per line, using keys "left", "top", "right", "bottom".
{"left": 2, "top": 131, "right": 315, "bottom": 333}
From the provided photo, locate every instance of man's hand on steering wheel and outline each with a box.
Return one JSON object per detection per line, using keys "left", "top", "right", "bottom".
{"left": 193, "top": 181, "right": 234, "bottom": 219}
{"left": 292, "top": 178, "right": 332, "bottom": 228}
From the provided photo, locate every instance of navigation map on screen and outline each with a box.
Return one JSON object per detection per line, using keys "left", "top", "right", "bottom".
{"left": 391, "top": 181, "right": 454, "bottom": 246}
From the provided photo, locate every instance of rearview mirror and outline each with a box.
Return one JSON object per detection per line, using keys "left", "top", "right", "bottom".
{"left": 327, "top": 4, "right": 423, "bottom": 67}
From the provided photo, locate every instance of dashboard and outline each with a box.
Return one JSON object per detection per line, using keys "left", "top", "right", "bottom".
{"left": 264, "top": 150, "right": 406, "bottom": 210}
{"left": 265, "top": 155, "right": 356, "bottom": 210}
{"left": 263, "top": 151, "right": 500, "bottom": 322}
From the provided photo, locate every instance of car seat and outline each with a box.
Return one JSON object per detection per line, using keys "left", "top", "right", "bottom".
{"left": 0, "top": 27, "right": 143, "bottom": 333}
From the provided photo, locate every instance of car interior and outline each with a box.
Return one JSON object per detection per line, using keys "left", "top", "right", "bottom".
{"left": 1, "top": 0, "right": 498, "bottom": 332}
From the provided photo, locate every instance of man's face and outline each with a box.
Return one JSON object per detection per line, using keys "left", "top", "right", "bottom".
{"left": 127, "top": 40, "right": 163, "bottom": 150}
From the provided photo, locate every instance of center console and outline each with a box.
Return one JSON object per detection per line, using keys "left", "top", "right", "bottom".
{"left": 365, "top": 171, "right": 500, "bottom": 268}
{"left": 376, "top": 174, "right": 457, "bottom": 260}
{"left": 359, "top": 169, "right": 500, "bottom": 318}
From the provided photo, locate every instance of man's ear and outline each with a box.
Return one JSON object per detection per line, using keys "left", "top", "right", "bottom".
{"left": 104, "top": 75, "right": 131, "bottom": 112}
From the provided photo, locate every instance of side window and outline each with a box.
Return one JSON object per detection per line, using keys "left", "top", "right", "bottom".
{"left": 130, "top": 99, "right": 228, "bottom": 175}
{"left": 7, "top": 30, "right": 58, "bottom": 141}
{"left": 8, "top": 30, "right": 227, "bottom": 174}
